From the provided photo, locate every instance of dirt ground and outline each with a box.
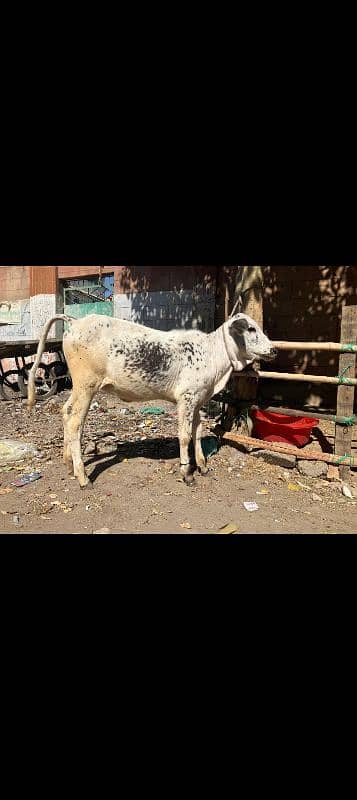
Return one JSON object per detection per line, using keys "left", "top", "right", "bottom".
{"left": 1, "top": 391, "right": 357, "bottom": 534}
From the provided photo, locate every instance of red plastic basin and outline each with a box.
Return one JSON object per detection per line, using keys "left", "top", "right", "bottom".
{"left": 251, "top": 409, "right": 318, "bottom": 447}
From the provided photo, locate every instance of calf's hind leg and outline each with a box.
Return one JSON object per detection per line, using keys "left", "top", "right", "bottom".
{"left": 62, "top": 394, "right": 74, "bottom": 474}
{"left": 177, "top": 396, "right": 195, "bottom": 485}
{"left": 65, "top": 384, "right": 98, "bottom": 487}
{"left": 192, "top": 407, "right": 208, "bottom": 475}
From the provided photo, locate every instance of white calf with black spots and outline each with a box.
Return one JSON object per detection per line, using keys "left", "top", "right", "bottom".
{"left": 28, "top": 313, "right": 276, "bottom": 487}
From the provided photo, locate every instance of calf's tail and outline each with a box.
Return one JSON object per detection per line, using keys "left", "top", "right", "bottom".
{"left": 27, "top": 315, "right": 74, "bottom": 411}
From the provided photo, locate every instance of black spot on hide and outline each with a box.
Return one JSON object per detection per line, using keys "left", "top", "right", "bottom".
{"left": 124, "top": 340, "right": 172, "bottom": 379}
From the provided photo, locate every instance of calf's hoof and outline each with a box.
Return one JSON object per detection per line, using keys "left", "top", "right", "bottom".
{"left": 79, "top": 477, "right": 92, "bottom": 489}
{"left": 198, "top": 465, "right": 209, "bottom": 476}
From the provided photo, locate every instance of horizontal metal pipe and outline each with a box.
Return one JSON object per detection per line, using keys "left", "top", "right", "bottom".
{"left": 272, "top": 340, "right": 357, "bottom": 353}
{"left": 254, "top": 370, "right": 357, "bottom": 386}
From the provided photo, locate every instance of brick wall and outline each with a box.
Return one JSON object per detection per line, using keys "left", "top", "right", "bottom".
{"left": 0, "top": 266, "right": 218, "bottom": 336}
{"left": 114, "top": 266, "right": 217, "bottom": 293}
{"left": 262, "top": 266, "right": 357, "bottom": 408}
{"left": 58, "top": 266, "right": 116, "bottom": 280}
{"left": 1, "top": 265, "right": 217, "bottom": 301}
{"left": 0, "top": 266, "right": 30, "bottom": 300}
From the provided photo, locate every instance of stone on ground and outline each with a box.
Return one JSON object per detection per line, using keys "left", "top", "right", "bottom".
{"left": 327, "top": 465, "right": 340, "bottom": 482}
{"left": 297, "top": 460, "right": 328, "bottom": 478}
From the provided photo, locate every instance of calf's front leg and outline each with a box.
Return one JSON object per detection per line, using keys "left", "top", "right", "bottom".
{"left": 192, "top": 408, "right": 208, "bottom": 475}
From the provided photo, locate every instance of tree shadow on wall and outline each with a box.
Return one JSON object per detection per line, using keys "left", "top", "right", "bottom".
{"left": 118, "top": 266, "right": 217, "bottom": 331}
{"left": 262, "top": 265, "right": 357, "bottom": 410}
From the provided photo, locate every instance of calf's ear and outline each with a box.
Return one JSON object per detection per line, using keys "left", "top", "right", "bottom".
{"left": 229, "top": 316, "right": 249, "bottom": 336}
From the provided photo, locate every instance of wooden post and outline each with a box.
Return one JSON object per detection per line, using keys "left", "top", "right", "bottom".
{"left": 334, "top": 305, "right": 357, "bottom": 481}
{"left": 232, "top": 266, "right": 263, "bottom": 407}
{"left": 240, "top": 267, "right": 264, "bottom": 328}
{"left": 214, "top": 266, "right": 239, "bottom": 329}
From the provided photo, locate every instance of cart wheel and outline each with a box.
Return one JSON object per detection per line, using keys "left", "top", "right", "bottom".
{"left": 18, "top": 363, "right": 59, "bottom": 401}
{"left": 0, "top": 370, "right": 21, "bottom": 401}
{"left": 48, "top": 362, "right": 68, "bottom": 391}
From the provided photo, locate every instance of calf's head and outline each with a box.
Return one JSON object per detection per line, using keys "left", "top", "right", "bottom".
{"left": 228, "top": 313, "right": 277, "bottom": 363}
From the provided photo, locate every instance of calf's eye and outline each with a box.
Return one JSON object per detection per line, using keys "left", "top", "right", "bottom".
{"left": 248, "top": 327, "right": 256, "bottom": 333}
